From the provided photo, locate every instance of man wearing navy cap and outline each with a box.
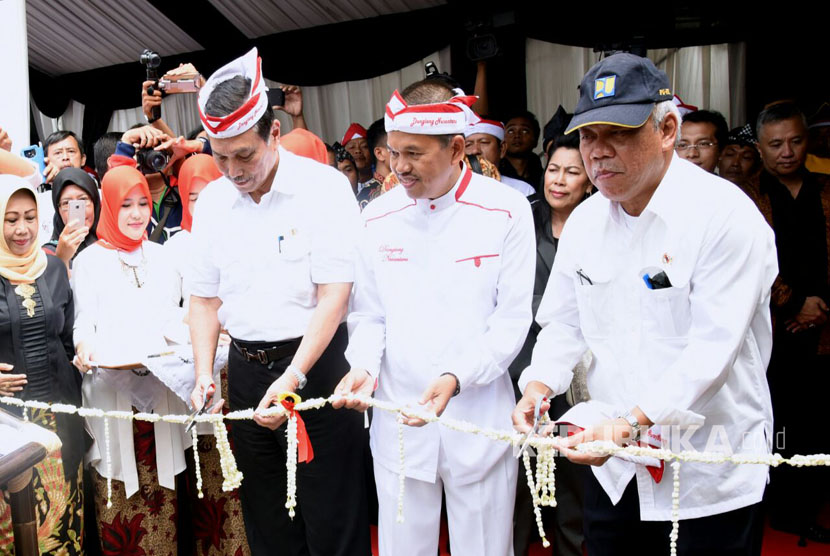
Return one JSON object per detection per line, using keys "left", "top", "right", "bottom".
{"left": 514, "top": 53, "right": 776, "bottom": 555}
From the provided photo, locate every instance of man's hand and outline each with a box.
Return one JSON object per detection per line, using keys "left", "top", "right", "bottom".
{"left": 401, "top": 374, "right": 458, "bottom": 427}
{"left": 273, "top": 85, "right": 307, "bottom": 130}
{"left": 0, "top": 128, "right": 11, "bottom": 152}
{"left": 553, "top": 418, "right": 636, "bottom": 466}
{"left": 0, "top": 363, "right": 26, "bottom": 397}
{"left": 155, "top": 136, "right": 203, "bottom": 166}
{"left": 275, "top": 85, "right": 303, "bottom": 117}
{"left": 121, "top": 126, "right": 168, "bottom": 150}
{"left": 253, "top": 372, "right": 300, "bottom": 430}
{"left": 786, "top": 296, "right": 829, "bottom": 333}
{"left": 512, "top": 381, "right": 552, "bottom": 434}
{"left": 332, "top": 368, "right": 375, "bottom": 411}
{"left": 189, "top": 375, "right": 223, "bottom": 413}
{"left": 142, "top": 80, "right": 163, "bottom": 121}
{"left": 42, "top": 157, "right": 61, "bottom": 184}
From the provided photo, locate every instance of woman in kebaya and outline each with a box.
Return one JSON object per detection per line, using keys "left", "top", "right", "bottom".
{"left": 72, "top": 165, "right": 189, "bottom": 554}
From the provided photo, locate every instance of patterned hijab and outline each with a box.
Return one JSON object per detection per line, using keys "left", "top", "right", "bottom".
{"left": 0, "top": 175, "right": 48, "bottom": 283}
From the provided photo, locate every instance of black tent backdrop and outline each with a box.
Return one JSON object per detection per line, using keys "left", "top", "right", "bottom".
{"left": 26, "top": 2, "right": 826, "bottom": 154}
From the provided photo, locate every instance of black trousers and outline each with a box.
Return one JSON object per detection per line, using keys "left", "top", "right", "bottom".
{"left": 583, "top": 469, "right": 764, "bottom": 556}
{"left": 765, "top": 328, "right": 830, "bottom": 532}
{"left": 227, "top": 324, "right": 371, "bottom": 556}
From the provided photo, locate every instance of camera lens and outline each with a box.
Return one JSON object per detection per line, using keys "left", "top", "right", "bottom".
{"left": 136, "top": 148, "right": 170, "bottom": 174}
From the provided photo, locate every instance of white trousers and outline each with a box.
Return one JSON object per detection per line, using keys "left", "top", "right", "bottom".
{"left": 374, "top": 442, "right": 517, "bottom": 556}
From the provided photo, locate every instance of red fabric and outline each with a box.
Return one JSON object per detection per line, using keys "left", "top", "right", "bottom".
{"left": 280, "top": 399, "right": 314, "bottom": 463}
{"left": 281, "top": 129, "right": 329, "bottom": 165}
{"left": 96, "top": 166, "right": 152, "bottom": 251}
{"left": 108, "top": 154, "right": 137, "bottom": 171}
{"left": 341, "top": 123, "right": 367, "bottom": 145}
{"left": 177, "top": 154, "right": 222, "bottom": 232}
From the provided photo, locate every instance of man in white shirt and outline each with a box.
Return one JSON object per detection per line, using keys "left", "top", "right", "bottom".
{"left": 333, "top": 80, "right": 535, "bottom": 556}
{"left": 188, "top": 48, "right": 370, "bottom": 556}
{"left": 464, "top": 117, "right": 537, "bottom": 198}
{"left": 513, "top": 53, "right": 777, "bottom": 555}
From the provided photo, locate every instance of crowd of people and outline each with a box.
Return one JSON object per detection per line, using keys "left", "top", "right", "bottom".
{"left": 0, "top": 45, "right": 828, "bottom": 556}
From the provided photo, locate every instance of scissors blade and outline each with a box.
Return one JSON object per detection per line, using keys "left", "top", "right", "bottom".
{"left": 515, "top": 396, "right": 548, "bottom": 459}
{"left": 185, "top": 389, "right": 210, "bottom": 433}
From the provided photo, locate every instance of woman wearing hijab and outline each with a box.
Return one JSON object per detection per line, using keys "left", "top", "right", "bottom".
{"left": 165, "top": 153, "right": 251, "bottom": 555}
{"left": 42, "top": 167, "right": 101, "bottom": 267}
{"left": 0, "top": 176, "right": 84, "bottom": 555}
{"left": 165, "top": 153, "right": 221, "bottom": 316}
{"left": 72, "top": 166, "right": 190, "bottom": 555}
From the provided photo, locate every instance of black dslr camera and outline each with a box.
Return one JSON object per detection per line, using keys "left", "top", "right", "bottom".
{"left": 140, "top": 49, "right": 162, "bottom": 122}
{"left": 135, "top": 148, "right": 170, "bottom": 174}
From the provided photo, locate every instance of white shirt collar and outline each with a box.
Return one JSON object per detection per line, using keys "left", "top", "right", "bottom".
{"left": 232, "top": 146, "right": 300, "bottom": 207}
{"left": 415, "top": 163, "right": 471, "bottom": 214}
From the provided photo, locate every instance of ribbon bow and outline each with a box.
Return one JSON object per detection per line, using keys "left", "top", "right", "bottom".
{"left": 279, "top": 393, "right": 314, "bottom": 463}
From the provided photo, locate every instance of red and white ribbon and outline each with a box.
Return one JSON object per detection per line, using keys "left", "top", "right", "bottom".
{"left": 385, "top": 89, "right": 479, "bottom": 135}
{"left": 465, "top": 118, "right": 505, "bottom": 141}
{"left": 198, "top": 47, "right": 269, "bottom": 139}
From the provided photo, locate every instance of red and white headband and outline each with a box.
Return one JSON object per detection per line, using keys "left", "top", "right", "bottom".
{"left": 198, "top": 48, "right": 268, "bottom": 139}
{"left": 465, "top": 118, "right": 504, "bottom": 141}
{"left": 385, "top": 88, "right": 479, "bottom": 135}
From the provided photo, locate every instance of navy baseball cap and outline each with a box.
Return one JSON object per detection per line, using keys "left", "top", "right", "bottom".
{"left": 565, "top": 53, "right": 673, "bottom": 134}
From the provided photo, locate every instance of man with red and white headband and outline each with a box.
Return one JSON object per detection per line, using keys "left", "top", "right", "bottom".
{"left": 188, "top": 48, "right": 370, "bottom": 555}
{"left": 333, "top": 79, "right": 535, "bottom": 555}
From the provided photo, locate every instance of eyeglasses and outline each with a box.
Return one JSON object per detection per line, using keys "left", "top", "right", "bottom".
{"left": 58, "top": 196, "right": 91, "bottom": 211}
{"left": 676, "top": 141, "right": 717, "bottom": 152}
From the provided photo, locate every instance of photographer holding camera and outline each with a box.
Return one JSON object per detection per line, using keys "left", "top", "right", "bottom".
{"left": 108, "top": 124, "right": 207, "bottom": 244}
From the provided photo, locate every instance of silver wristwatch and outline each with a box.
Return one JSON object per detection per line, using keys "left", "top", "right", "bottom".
{"left": 287, "top": 364, "right": 307, "bottom": 390}
{"left": 619, "top": 410, "right": 642, "bottom": 443}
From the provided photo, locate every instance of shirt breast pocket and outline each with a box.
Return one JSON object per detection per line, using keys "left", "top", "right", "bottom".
{"left": 639, "top": 269, "right": 692, "bottom": 338}
{"left": 271, "top": 235, "right": 313, "bottom": 302}
{"left": 573, "top": 275, "right": 615, "bottom": 338}
{"left": 451, "top": 253, "right": 501, "bottom": 303}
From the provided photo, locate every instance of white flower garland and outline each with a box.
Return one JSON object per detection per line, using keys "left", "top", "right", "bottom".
{"left": 4, "top": 393, "right": 830, "bottom": 554}
{"left": 285, "top": 414, "right": 298, "bottom": 519}
{"left": 191, "top": 427, "right": 203, "bottom": 499}
{"left": 212, "top": 417, "right": 243, "bottom": 492}
{"left": 522, "top": 448, "right": 550, "bottom": 548}
{"left": 104, "top": 417, "right": 113, "bottom": 508}
{"left": 397, "top": 414, "right": 406, "bottom": 524}
{"left": 670, "top": 460, "right": 681, "bottom": 556}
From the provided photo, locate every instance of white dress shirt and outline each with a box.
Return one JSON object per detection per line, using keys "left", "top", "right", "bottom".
{"left": 72, "top": 241, "right": 190, "bottom": 498}
{"left": 346, "top": 166, "right": 535, "bottom": 484}
{"left": 189, "top": 148, "right": 360, "bottom": 341}
{"left": 519, "top": 155, "right": 778, "bottom": 520}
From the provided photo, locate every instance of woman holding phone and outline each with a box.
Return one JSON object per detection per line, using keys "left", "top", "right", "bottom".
{"left": 42, "top": 167, "right": 100, "bottom": 267}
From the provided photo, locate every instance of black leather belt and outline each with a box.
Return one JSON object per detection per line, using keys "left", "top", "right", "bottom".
{"left": 232, "top": 337, "right": 302, "bottom": 365}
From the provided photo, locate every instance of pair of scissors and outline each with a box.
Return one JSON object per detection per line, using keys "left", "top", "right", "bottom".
{"left": 516, "top": 396, "right": 549, "bottom": 459}
{"left": 185, "top": 383, "right": 217, "bottom": 433}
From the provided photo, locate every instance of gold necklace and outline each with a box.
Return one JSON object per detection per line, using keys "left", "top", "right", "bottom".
{"left": 14, "top": 284, "right": 37, "bottom": 318}
{"left": 117, "top": 247, "right": 147, "bottom": 288}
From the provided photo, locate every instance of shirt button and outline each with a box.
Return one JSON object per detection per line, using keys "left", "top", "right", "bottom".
{"left": 430, "top": 204, "right": 436, "bottom": 210}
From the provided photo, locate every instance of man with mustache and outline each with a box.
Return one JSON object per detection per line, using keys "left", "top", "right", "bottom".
{"left": 334, "top": 78, "right": 534, "bottom": 556}
{"left": 513, "top": 53, "right": 777, "bottom": 556}
{"left": 188, "top": 48, "right": 370, "bottom": 555}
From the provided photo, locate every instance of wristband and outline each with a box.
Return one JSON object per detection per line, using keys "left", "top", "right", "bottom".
{"left": 440, "top": 372, "right": 461, "bottom": 397}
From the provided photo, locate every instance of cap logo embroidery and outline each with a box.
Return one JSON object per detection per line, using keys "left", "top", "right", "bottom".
{"left": 594, "top": 76, "right": 616, "bottom": 99}
{"left": 659, "top": 88, "right": 671, "bottom": 96}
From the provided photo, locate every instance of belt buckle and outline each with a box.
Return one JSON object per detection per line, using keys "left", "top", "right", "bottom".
{"left": 255, "top": 350, "right": 269, "bottom": 364}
